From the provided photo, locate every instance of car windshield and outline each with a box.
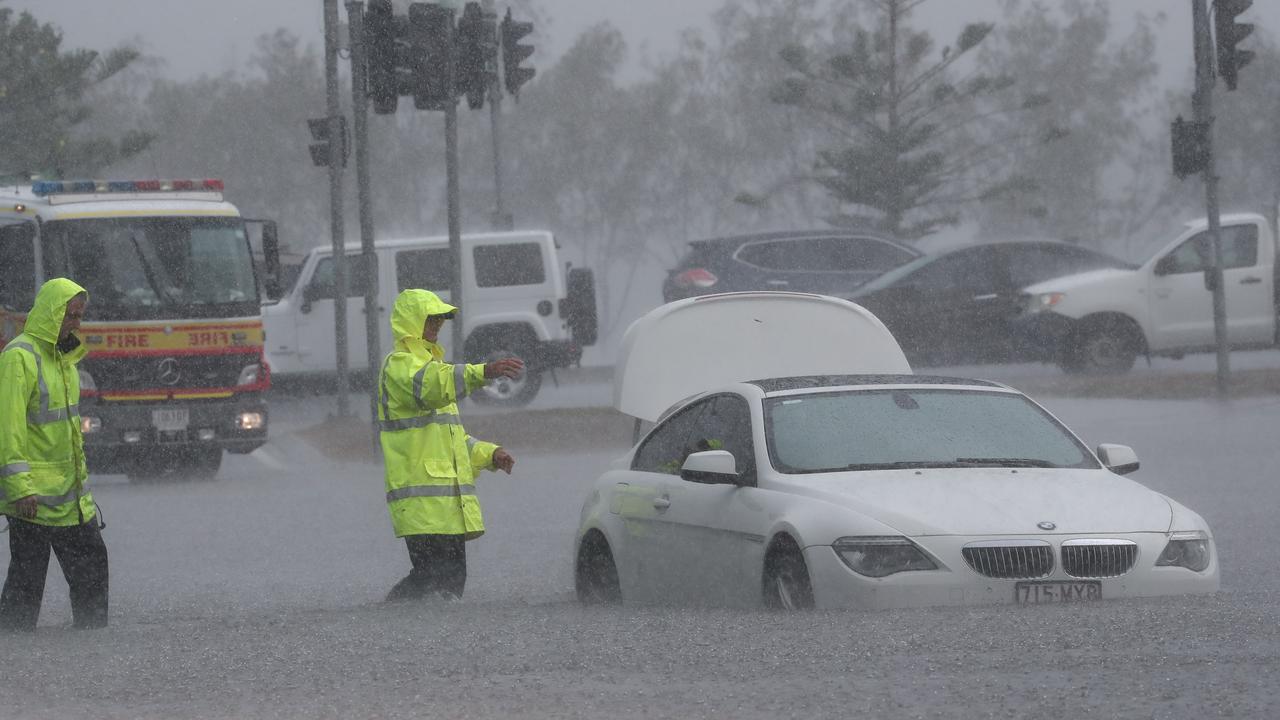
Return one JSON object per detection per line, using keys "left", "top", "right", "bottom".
{"left": 44, "top": 216, "right": 260, "bottom": 320}
{"left": 764, "top": 388, "right": 1097, "bottom": 473}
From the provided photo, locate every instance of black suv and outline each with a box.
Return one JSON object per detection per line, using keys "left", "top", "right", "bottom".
{"left": 662, "top": 230, "right": 922, "bottom": 303}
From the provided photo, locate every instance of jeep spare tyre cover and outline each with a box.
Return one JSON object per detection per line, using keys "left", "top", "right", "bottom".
{"left": 565, "top": 267, "right": 598, "bottom": 346}
{"left": 614, "top": 291, "right": 912, "bottom": 422}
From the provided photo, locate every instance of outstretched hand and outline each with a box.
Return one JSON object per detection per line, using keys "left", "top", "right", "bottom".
{"left": 484, "top": 357, "right": 524, "bottom": 379}
{"left": 493, "top": 448, "right": 515, "bottom": 474}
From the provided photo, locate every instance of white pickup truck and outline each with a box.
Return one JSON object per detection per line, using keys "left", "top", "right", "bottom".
{"left": 1015, "top": 212, "right": 1278, "bottom": 373}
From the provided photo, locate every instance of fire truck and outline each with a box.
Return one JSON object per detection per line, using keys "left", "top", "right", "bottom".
{"left": 0, "top": 179, "right": 281, "bottom": 479}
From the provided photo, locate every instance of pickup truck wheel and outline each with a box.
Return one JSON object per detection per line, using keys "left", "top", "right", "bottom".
{"left": 1066, "top": 326, "right": 1138, "bottom": 374}
{"left": 470, "top": 348, "right": 542, "bottom": 407}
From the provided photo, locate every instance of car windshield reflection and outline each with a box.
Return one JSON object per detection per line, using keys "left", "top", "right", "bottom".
{"left": 764, "top": 389, "right": 1098, "bottom": 474}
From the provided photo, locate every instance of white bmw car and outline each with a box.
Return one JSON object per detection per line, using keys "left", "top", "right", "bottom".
{"left": 573, "top": 292, "right": 1219, "bottom": 610}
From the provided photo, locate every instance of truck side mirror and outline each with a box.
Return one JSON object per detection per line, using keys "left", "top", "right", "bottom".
{"left": 262, "top": 220, "right": 281, "bottom": 299}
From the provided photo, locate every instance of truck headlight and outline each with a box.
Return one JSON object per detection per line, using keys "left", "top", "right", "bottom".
{"left": 1026, "top": 292, "right": 1066, "bottom": 313}
{"left": 237, "top": 362, "right": 263, "bottom": 386}
{"left": 833, "top": 536, "right": 938, "bottom": 578}
{"left": 1156, "top": 531, "right": 1211, "bottom": 572}
{"left": 81, "top": 416, "right": 102, "bottom": 434}
{"left": 237, "top": 412, "right": 265, "bottom": 431}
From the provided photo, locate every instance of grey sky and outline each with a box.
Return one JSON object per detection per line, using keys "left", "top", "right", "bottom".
{"left": 6, "top": 2, "right": 1280, "bottom": 91}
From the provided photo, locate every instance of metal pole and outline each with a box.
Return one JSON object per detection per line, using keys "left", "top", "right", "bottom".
{"left": 446, "top": 102, "right": 464, "bottom": 362}
{"left": 346, "top": 3, "right": 381, "bottom": 383}
{"left": 483, "top": 0, "right": 511, "bottom": 231}
{"left": 1193, "top": 0, "right": 1231, "bottom": 398}
{"left": 324, "top": 0, "right": 350, "bottom": 416}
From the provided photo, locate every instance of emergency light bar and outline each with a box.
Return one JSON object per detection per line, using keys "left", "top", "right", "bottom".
{"left": 31, "top": 179, "right": 225, "bottom": 196}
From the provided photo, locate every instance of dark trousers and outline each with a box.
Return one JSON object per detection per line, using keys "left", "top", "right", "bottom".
{"left": 0, "top": 517, "right": 109, "bottom": 631}
{"left": 386, "top": 534, "right": 466, "bottom": 601}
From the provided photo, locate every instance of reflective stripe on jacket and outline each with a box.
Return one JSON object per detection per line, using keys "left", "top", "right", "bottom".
{"left": 0, "top": 278, "right": 95, "bottom": 526}
{"left": 377, "top": 289, "right": 497, "bottom": 539}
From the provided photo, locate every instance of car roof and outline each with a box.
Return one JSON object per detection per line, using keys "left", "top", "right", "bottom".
{"left": 614, "top": 291, "right": 912, "bottom": 421}
{"left": 749, "top": 374, "right": 1005, "bottom": 393}
{"left": 689, "top": 229, "right": 914, "bottom": 250}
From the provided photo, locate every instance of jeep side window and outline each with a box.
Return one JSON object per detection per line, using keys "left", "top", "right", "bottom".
{"left": 0, "top": 221, "right": 37, "bottom": 310}
{"left": 473, "top": 243, "right": 545, "bottom": 287}
{"left": 309, "top": 254, "right": 375, "bottom": 299}
{"left": 396, "top": 248, "right": 452, "bottom": 292}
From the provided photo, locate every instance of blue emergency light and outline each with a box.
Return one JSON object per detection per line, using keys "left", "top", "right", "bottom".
{"left": 31, "top": 179, "right": 225, "bottom": 196}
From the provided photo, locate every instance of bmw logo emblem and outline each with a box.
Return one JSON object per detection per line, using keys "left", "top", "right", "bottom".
{"left": 1037, "top": 521, "right": 1057, "bottom": 531}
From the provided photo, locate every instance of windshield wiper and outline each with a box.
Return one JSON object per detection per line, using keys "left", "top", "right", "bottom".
{"left": 844, "top": 461, "right": 959, "bottom": 471}
{"left": 953, "top": 457, "right": 1058, "bottom": 468}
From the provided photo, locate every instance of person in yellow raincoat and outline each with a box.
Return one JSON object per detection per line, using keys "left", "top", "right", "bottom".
{"left": 377, "top": 289, "right": 524, "bottom": 600}
{"left": 1, "top": 278, "right": 108, "bottom": 631}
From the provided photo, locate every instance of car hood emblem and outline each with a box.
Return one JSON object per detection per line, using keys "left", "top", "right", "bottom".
{"left": 1037, "top": 521, "right": 1057, "bottom": 531}
{"left": 157, "top": 357, "right": 181, "bottom": 386}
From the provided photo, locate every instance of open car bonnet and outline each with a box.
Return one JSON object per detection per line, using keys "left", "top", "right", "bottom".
{"left": 614, "top": 292, "right": 911, "bottom": 422}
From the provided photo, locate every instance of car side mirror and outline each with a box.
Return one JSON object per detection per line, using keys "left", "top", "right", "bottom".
{"left": 1097, "top": 443, "right": 1139, "bottom": 475}
{"left": 681, "top": 450, "right": 741, "bottom": 485}
{"left": 301, "top": 283, "right": 326, "bottom": 314}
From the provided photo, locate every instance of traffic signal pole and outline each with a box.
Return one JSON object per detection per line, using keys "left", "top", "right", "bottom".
{"left": 347, "top": 1, "right": 382, "bottom": 433}
{"left": 1192, "top": 0, "right": 1231, "bottom": 398}
{"left": 483, "top": 0, "right": 511, "bottom": 231}
{"left": 323, "top": 0, "right": 351, "bottom": 417}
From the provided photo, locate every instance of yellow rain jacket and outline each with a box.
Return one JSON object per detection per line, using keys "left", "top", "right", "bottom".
{"left": 0, "top": 278, "right": 96, "bottom": 526}
{"left": 377, "top": 289, "right": 498, "bottom": 539}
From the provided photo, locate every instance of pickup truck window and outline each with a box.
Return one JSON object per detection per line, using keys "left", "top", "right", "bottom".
{"left": 1161, "top": 225, "right": 1258, "bottom": 275}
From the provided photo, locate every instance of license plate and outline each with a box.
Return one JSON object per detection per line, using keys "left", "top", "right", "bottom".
{"left": 1014, "top": 581, "right": 1101, "bottom": 604}
{"left": 152, "top": 407, "right": 190, "bottom": 432}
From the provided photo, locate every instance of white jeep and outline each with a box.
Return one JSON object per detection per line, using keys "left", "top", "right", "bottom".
{"left": 263, "top": 230, "right": 597, "bottom": 406}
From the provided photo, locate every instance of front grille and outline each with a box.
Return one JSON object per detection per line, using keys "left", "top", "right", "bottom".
{"left": 83, "top": 353, "right": 253, "bottom": 391}
{"left": 962, "top": 541, "right": 1054, "bottom": 579}
{"left": 1061, "top": 540, "right": 1137, "bottom": 578}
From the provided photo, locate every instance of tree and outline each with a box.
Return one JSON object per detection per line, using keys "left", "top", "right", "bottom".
{"left": 0, "top": 7, "right": 151, "bottom": 177}
{"left": 771, "top": 0, "right": 1040, "bottom": 239}
{"left": 972, "top": 0, "right": 1164, "bottom": 252}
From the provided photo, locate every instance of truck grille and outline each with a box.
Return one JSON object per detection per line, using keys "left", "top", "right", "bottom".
{"left": 83, "top": 353, "right": 253, "bottom": 391}
{"left": 1061, "top": 540, "right": 1137, "bottom": 578}
{"left": 962, "top": 541, "right": 1054, "bottom": 579}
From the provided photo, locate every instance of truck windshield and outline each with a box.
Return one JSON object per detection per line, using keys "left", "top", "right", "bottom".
{"left": 44, "top": 217, "right": 260, "bottom": 320}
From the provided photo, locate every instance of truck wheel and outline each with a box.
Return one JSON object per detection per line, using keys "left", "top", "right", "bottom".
{"left": 1064, "top": 325, "right": 1137, "bottom": 374}
{"left": 187, "top": 448, "right": 223, "bottom": 480}
{"left": 470, "top": 348, "right": 542, "bottom": 407}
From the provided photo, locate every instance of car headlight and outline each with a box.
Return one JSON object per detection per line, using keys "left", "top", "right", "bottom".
{"left": 833, "top": 536, "right": 938, "bottom": 578}
{"left": 1026, "top": 292, "right": 1066, "bottom": 313}
{"left": 1156, "top": 531, "right": 1211, "bottom": 572}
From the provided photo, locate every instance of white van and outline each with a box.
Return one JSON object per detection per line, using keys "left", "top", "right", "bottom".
{"left": 264, "top": 230, "right": 597, "bottom": 406}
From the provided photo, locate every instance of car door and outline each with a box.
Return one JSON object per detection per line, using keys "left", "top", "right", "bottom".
{"left": 621, "top": 399, "right": 712, "bottom": 602}
{"left": 880, "top": 247, "right": 1017, "bottom": 365}
{"left": 293, "top": 252, "right": 377, "bottom": 372}
{"left": 655, "top": 394, "right": 771, "bottom": 607}
{"left": 1148, "top": 224, "right": 1269, "bottom": 348}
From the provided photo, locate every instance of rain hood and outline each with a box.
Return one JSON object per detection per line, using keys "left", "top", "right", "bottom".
{"left": 23, "top": 278, "right": 88, "bottom": 347}
{"left": 389, "top": 289, "right": 458, "bottom": 353}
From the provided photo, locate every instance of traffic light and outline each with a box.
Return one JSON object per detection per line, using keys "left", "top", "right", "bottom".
{"left": 307, "top": 116, "right": 348, "bottom": 168}
{"left": 1171, "top": 116, "right": 1209, "bottom": 179}
{"left": 1214, "top": 0, "right": 1254, "bottom": 91}
{"left": 365, "top": 0, "right": 406, "bottom": 114}
{"left": 408, "top": 2, "right": 455, "bottom": 111}
{"left": 456, "top": 2, "right": 498, "bottom": 110}
{"left": 500, "top": 8, "right": 535, "bottom": 98}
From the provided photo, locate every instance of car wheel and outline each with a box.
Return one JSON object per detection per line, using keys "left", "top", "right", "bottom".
{"left": 575, "top": 531, "right": 622, "bottom": 605}
{"left": 470, "top": 348, "right": 542, "bottom": 407}
{"left": 763, "top": 539, "right": 814, "bottom": 610}
{"left": 1063, "top": 325, "right": 1137, "bottom": 374}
